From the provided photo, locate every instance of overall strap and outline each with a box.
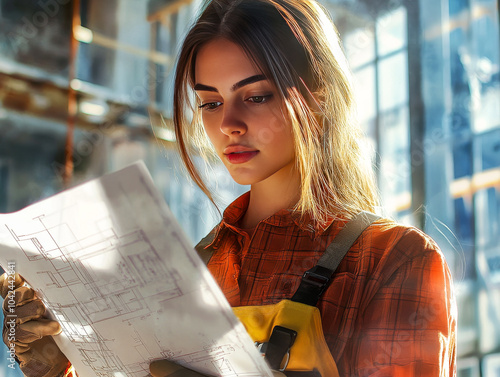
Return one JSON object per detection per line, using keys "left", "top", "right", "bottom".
{"left": 291, "top": 211, "right": 380, "bottom": 306}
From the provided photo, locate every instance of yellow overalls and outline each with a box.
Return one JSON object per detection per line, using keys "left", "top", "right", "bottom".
{"left": 196, "top": 212, "right": 379, "bottom": 377}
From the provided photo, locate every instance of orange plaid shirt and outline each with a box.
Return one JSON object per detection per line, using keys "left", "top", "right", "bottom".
{"left": 203, "top": 192, "right": 457, "bottom": 376}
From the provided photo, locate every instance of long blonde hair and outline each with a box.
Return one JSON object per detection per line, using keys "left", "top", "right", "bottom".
{"left": 173, "top": 0, "right": 379, "bottom": 228}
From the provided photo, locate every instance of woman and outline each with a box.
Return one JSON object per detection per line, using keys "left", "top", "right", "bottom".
{"left": 2, "top": 0, "right": 457, "bottom": 376}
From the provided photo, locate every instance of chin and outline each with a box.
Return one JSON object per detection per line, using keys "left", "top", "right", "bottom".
{"left": 227, "top": 172, "right": 258, "bottom": 187}
{"left": 231, "top": 177, "right": 254, "bottom": 186}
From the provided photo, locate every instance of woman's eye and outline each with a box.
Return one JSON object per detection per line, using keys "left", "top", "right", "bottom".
{"left": 247, "top": 95, "right": 272, "bottom": 104}
{"left": 199, "top": 101, "right": 222, "bottom": 111}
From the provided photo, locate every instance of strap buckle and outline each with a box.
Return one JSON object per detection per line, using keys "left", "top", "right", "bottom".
{"left": 302, "top": 265, "right": 331, "bottom": 288}
{"left": 291, "top": 265, "right": 333, "bottom": 306}
{"left": 256, "top": 326, "right": 297, "bottom": 371}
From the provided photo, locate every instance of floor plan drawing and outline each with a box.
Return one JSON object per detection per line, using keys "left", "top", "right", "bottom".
{"left": 0, "top": 162, "right": 272, "bottom": 377}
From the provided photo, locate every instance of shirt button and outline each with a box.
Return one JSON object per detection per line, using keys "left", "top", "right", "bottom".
{"left": 282, "top": 281, "right": 292, "bottom": 294}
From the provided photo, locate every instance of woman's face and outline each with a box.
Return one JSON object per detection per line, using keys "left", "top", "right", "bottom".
{"left": 194, "top": 38, "right": 296, "bottom": 187}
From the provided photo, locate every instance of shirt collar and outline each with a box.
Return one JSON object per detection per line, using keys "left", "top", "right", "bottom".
{"left": 204, "top": 191, "right": 339, "bottom": 250}
{"left": 221, "top": 191, "right": 305, "bottom": 228}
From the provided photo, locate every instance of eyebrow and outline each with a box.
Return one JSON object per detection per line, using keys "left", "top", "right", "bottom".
{"left": 193, "top": 74, "right": 266, "bottom": 93}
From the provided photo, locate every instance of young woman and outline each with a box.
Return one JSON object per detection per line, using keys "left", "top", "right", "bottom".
{"left": 2, "top": 0, "right": 457, "bottom": 376}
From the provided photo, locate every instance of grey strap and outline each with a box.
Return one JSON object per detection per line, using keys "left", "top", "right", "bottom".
{"left": 317, "top": 211, "right": 380, "bottom": 271}
{"left": 291, "top": 211, "right": 380, "bottom": 306}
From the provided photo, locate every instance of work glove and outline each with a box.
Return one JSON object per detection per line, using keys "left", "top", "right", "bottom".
{"left": 1, "top": 272, "right": 71, "bottom": 377}
{"left": 150, "top": 359, "right": 286, "bottom": 376}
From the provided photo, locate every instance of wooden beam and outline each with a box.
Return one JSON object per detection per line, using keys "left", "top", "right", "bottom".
{"left": 147, "top": 0, "right": 192, "bottom": 22}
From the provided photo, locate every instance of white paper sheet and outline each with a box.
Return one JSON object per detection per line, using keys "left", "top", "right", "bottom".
{"left": 0, "top": 162, "right": 272, "bottom": 377}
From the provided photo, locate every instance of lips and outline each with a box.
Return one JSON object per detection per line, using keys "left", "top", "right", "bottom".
{"left": 223, "top": 145, "right": 259, "bottom": 164}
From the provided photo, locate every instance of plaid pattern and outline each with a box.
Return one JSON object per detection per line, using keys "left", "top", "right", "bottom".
{"left": 205, "top": 192, "right": 457, "bottom": 376}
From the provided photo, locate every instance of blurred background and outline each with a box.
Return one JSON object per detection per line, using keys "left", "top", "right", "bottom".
{"left": 0, "top": 0, "right": 498, "bottom": 375}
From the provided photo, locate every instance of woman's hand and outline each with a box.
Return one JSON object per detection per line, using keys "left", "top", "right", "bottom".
{"left": 150, "top": 359, "right": 286, "bottom": 376}
{"left": 1, "top": 272, "right": 70, "bottom": 377}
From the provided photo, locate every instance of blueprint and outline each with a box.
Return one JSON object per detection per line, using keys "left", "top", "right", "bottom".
{"left": 0, "top": 162, "right": 273, "bottom": 377}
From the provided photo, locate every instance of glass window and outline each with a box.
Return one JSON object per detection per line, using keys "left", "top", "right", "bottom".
{"left": 457, "top": 356, "right": 480, "bottom": 377}
{"left": 343, "top": 6, "right": 409, "bottom": 221}
{"left": 81, "top": 0, "right": 118, "bottom": 37}
{"left": 75, "top": 0, "right": 202, "bottom": 113}
{"left": 378, "top": 51, "right": 408, "bottom": 111}
{"left": 378, "top": 107, "right": 411, "bottom": 212}
{"left": 449, "top": 0, "right": 470, "bottom": 16}
{"left": 485, "top": 254, "right": 500, "bottom": 283}
{"left": 453, "top": 140, "right": 473, "bottom": 178}
{"left": 77, "top": 43, "right": 117, "bottom": 89}
{"left": 482, "top": 353, "right": 500, "bottom": 377}
{"left": 418, "top": 0, "right": 500, "bottom": 367}
{"left": 450, "top": 28, "right": 472, "bottom": 137}
{"left": 474, "top": 187, "right": 499, "bottom": 249}
{"left": 344, "top": 27, "right": 376, "bottom": 69}
{"left": 472, "top": 0, "right": 496, "bottom": 4}
{"left": 472, "top": 76, "right": 500, "bottom": 134}
{"left": 77, "top": 1, "right": 156, "bottom": 103}
{"left": 455, "top": 283, "right": 478, "bottom": 356}
{"left": 475, "top": 129, "right": 500, "bottom": 171}
{"left": 471, "top": 8, "right": 499, "bottom": 65}
{"left": 454, "top": 197, "right": 476, "bottom": 279}
{"left": 380, "top": 106, "right": 410, "bottom": 153}
{"left": 78, "top": 0, "right": 120, "bottom": 88}
{"left": 477, "top": 282, "right": 500, "bottom": 353}
{"left": 353, "top": 65, "right": 377, "bottom": 124}
{"left": 450, "top": 105, "right": 472, "bottom": 138}
{"left": 470, "top": 9, "right": 500, "bottom": 133}
{"left": 155, "top": 14, "right": 178, "bottom": 113}
{"left": 376, "top": 7, "right": 407, "bottom": 57}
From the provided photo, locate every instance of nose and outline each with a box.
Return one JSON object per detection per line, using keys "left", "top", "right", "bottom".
{"left": 220, "top": 101, "right": 247, "bottom": 136}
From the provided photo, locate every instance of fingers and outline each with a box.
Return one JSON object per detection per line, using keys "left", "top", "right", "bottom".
{"left": 150, "top": 360, "right": 184, "bottom": 376}
{"left": 150, "top": 360, "right": 209, "bottom": 377}
{"left": 4, "top": 327, "right": 69, "bottom": 377}
{"left": 17, "top": 319, "right": 62, "bottom": 343}
{"left": 12, "top": 299, "right": 46, "bottom": 325}
{"left": 20, "top": 358, "right": 54, "bottom": 377}
{"left": 1, "top": 275, "right": 68, "bottom": 377}
{"left": 3, "top": 288, "right": 45, "bottom": 323}
{"left": 0, "top": 272, "right": 25, "bottom": 299}
{"left": 17, "top": 336, "right": 70, "bottom": 377}
{"left": 3, "top": 319, "right": 62, "bottom": 346}
{"left": 6, "top": 286, "right": 37, "bottom": 306}
{"left": 13, "top": 343, "right": 30, "bottom": 355}
{"left": 17, "top": 336, "right": 64, "bottom": 362}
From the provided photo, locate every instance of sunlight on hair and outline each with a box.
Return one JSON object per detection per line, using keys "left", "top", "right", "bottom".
{"left": 314, "top": 2, "right": 351, "bottom": 75}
